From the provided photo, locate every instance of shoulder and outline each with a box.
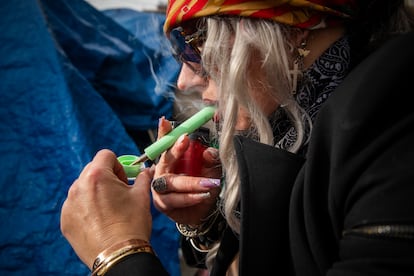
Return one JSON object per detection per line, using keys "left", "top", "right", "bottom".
{"left": 307, "top": 31, "right": 414, "bottom": 213}
{"left": 313, "top": 31, "right": 414, "bottom": 136}
{"left": 341, "top": 31, "right": 414, "bottom": 98}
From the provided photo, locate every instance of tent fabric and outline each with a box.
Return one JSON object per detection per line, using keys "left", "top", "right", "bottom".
{"left": 0, "top": 0, "right": 181, "bottom": 275}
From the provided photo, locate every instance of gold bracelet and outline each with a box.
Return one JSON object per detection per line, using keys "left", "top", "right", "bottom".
{"left": 91, "top": 239, "right": 155, "bottom": 276}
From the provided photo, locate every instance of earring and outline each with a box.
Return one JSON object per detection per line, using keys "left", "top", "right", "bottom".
{"left": 291, "top": 41, "right": 310, "bottom": 94}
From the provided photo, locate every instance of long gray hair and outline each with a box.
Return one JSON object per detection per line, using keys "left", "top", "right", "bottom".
{"left": 194, "top": 0, "right": 414, "bottom": 270}
{"left": 201, "top": 17, "right": 307, "bottom": 267}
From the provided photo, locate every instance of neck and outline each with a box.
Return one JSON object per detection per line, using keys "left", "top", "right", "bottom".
{"left": 304, "top": 25, "right": 345, "bottom": 69}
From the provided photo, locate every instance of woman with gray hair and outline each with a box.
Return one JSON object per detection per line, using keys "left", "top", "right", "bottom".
{"left": 60, "top": 1, "right": 414, "bottom": 275}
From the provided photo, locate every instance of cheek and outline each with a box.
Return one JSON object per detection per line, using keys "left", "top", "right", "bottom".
{"left": 200, "top": 78, "right": 218, "bottom": 102}
{"left": 254, "top": 91, "right": 279, "bottom": 116}
{"left": 235, "top": 108, "right": 251, "bottom": 130}
{"left": 248, "top": 71, "right": 279, "bottom": 116}
{"left": 202, "top": 83, "right": 218, "bottom": 100}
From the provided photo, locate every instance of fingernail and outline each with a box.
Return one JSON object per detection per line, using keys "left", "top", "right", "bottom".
{"left": 191, "top": 192, "right": 211, "bottom": 199}
{"left": 158, "top": 116, "right": 165, "bottom": 128}
{"left": 176, "top": 133, "right": 187, "bottom": 145}
{"left": 199, "top": 178, "right": 221, "bottom": 188}
{"left": 151, "top": 177, "right": 167, "bottom": 193}
{"left": 206, "top": 148, "right": 219, "bottom": 159}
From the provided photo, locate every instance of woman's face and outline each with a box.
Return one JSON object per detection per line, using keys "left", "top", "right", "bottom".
{"left": 173, "top": 23, "right": 278, "bottom": 131}
{"left": 177, "top": 64, "right": 251, "bottom": 130}
{"left": 176, "top": 59, "right": 278, "bottom": 131}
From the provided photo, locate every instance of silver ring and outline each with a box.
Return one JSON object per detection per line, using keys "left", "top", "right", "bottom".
{"left": 151, "top": 177, "right": 168, "bottom": 193}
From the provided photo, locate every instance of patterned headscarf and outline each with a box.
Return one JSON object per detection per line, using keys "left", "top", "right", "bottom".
{"left": 164, "top": 0, "right": 357, "bottom": 34}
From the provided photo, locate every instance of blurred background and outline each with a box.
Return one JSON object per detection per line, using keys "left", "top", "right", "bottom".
{"left": 87, "top": 0, "right": 168, "bottom": 11}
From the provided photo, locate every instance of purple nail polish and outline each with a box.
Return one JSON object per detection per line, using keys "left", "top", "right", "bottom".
{"left": 199, "top": 178, "right": 221, "bottom": 188}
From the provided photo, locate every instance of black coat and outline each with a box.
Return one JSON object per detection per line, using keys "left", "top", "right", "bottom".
{"left": 107, "top": 32, "right": 414, "bottom": 276}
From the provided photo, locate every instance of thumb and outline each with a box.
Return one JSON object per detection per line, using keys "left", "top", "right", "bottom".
{"left": 133, "top": 167, "right": 154, "bottom": 193}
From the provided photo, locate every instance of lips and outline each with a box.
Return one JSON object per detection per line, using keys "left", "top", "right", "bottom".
{"left": 202, "top": 99, "right": 219, "bottom": 123}
{"left": 213, "top": 111, "right": 220, "bottom": 123}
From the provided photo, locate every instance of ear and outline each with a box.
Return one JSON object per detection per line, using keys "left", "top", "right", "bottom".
{"left": 294, "top": 29, "right": 310, "bottom": 47}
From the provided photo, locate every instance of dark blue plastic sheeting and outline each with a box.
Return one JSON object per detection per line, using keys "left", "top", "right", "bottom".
{"left": 0, "top": 0, "right": 181, "bottom": 275}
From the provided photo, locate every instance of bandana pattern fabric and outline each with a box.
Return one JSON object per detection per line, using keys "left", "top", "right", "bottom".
{"left": 164, "top": 0, "right": 357, "bottom": 34}
{"left": 274, "top": 35, "right": 351, "bottom": 156}
{"left": 223, "top": 36, "right": 351, "bottom": 156}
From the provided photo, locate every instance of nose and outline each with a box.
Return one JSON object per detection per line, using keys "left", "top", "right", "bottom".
{"left": 176, "top": 63, "right": 207, "bottom": 92}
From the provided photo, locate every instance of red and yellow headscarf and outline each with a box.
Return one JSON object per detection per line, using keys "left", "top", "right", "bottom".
{"left": 164, "top": 0, "right": 358, "bottom": 34}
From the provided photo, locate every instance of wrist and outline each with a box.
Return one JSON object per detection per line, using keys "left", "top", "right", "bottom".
{"left": 91, "top": 239, "right": 155, "bottom": 276}
{"left": 176, "top": 208, "right": 220, "bottom": 238}
{"left": 177, "top": 207, "right": 226, "bottom": 252}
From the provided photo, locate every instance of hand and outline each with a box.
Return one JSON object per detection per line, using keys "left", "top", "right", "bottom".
{"left": 151, "top": 117, "right": 222, "bottom": 225}
{"left": 155, "top": 117, "right": 221, "bottom": 179}
{"left": 60, "top": 149, "right": 154, "bottom": 269}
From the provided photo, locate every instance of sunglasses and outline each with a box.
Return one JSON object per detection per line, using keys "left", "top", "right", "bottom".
{"left": 169, "top": 27, "right": 208, "bottom": 77}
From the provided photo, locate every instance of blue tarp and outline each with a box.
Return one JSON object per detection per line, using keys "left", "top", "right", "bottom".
{"left": 0, "top": 0, "right": 181, "bottom": 275}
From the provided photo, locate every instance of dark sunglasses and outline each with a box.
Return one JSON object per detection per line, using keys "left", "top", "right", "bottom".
{"left": 169, "top": 27, "right": 207, "bottom": 77}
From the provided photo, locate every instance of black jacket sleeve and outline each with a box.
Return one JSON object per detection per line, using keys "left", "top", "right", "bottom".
{"left": 105, "top": 252, "right": 169, "bottom": 276}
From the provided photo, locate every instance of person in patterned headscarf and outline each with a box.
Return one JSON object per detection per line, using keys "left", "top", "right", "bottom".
{"left": 159, "top": 0, "right": 358, "bottom": 273}
{"left": 61, "top": 1, "right": 414, "bottom": 276}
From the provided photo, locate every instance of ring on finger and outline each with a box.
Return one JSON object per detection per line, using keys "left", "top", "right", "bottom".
{"left": 151, "top": 177, "right": 168, "bottom": 193}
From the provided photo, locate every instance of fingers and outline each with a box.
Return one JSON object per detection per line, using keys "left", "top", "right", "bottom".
{"left": 92, "top": 149, "right": 118, "bottom": 167}
{"left": 133, "top": 166, "right": 154, "bottom": 192}
{"left": 153, "top": 190, "right": 213, "bottom": 213}
{"left": 79, "top": 149, "right": 125, "bottom": 180}
{"left": 61, "top": 149, "right": 156, "bottom": 269}
{"left": 151, "top": 175, "right": 222, "bottom": 223}
{"left": 157, "top": 116, "right": 173, "bottom": 139}
{"left": 151, "top": 177, "right": 168, "bottom": 193}
{"left": 156, "top": 117, "right": 191, "bottom": 159}
{"left": 151, "top": 175, "right": 221, "bottom": 194}
{"left": 163, "top": 134, "right": 189, "bottom": 163}
{"left": 155, "top": 117, "right": 189, "bottom": 175}
{"left": 155, "top": 134, "right": 190, "bottom": 175}
{"left": 203, "top": 147, "right": 220, "bottom": 168}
